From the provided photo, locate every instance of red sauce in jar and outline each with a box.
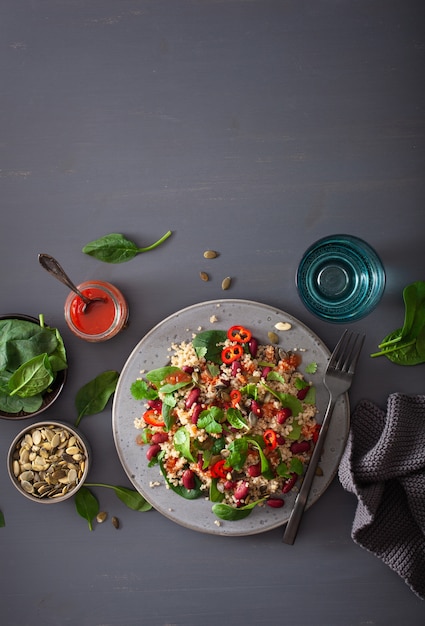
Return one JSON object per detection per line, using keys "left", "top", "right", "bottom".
{"left": 64, "top": 281, "right": 128, "bottom": 342}
{"left": 70, "top": 288, "right": 116, "bottom": 335}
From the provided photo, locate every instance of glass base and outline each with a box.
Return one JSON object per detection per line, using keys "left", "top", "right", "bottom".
{"left": 296, "top": 235, "right": 385, "bottom": 322}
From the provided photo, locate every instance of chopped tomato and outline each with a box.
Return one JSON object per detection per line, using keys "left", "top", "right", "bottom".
{"left": 280, "top": 353, "right": 302, "bottom": 371}
{"left": 164, "top": 370, "right": 192, "bottom": 385}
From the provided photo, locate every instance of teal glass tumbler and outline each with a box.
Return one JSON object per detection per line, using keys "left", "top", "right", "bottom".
{"left": 296, "top": 234, "right": 386, "bottom": 322}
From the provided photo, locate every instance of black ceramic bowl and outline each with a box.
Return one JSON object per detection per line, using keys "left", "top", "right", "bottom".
{"left": 0, "top": 314, "right": 67, "bottom": 420}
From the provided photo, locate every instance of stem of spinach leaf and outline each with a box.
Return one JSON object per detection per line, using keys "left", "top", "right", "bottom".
{"left": 137, "top": 230, "right": 172, "bottom": 252}
{"left": 370, "top": 337, "right": 416, "bottom": 358}
{"left": 84, "top": 482, "right": 152, "bottom": 511}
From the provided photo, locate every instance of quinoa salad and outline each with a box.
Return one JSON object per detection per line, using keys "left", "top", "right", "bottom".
{"left": 131, "top": 325, "right": 319, "bottom": 521}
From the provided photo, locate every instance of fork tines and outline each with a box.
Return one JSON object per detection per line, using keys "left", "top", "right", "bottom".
{"left": 329, "top": 330, "right": 365, "bottom": 373}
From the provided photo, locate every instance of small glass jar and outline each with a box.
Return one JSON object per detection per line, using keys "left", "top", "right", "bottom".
{"left": 64, "top": 280, "right": 129, "bottom": 342}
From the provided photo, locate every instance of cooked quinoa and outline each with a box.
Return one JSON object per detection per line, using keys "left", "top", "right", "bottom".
{"left": 132, "top": 325, "right": 319, "bottom": 519}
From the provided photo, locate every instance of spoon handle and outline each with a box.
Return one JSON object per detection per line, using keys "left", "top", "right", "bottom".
{"left": 38, "top": 253, "right": 91, "bottom": 304}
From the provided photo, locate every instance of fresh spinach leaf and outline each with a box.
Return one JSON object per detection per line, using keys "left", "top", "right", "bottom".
{"left": 8, "top": 353, "right": 54, "bottom": 398}
{"left": 173, "top": 427, "right": 196, "bottom": 462}
{"left": 226, "top": 437, "right": 249, "bottom": 470}
{"left": 246, "top": 436, "right": 273, "bottom": 479}
{"left": 0, "top": 316, "right": 67, "bottom": 413}
{"left": 75, "top": 370, "right": 119, "bottom": 426}
{"left": 158, "top": 459, "right": 203, "bottom": 499}
{"left": 82, "top": 231, "right": 172, "bottom": 263}
{"left": 287, "top": 420, "right": 302, "bottom": 440}
{"left": 212, "top": 499, "right": 265, "bottom": 521}
{"left": 146, "top": 366, "right": 192, "bottom": 393}
{"left": 84, "top": 483, "right": 152, "bottom": 511}
{"left": 371, "top": 281, "right": 425, "bottom": 365}
{"left": 239, "top": 383, "right": 258, "bottom": 399}
{"left": 262, "top": 383, "right": 302, "bottom": 416}
{"left": 75, "top": 486, "right": 99, "bottom": 531}
{"left": 192, "top": 330, "right": 227, "bottom": 363}
{"left": 209, "top": 478, "right": 224, "bottom": 503}
{"left": 226, "top": 407, "right": 248, "bottom": 430}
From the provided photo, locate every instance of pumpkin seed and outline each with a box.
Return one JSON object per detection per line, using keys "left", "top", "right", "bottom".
{"left": 221, "top": 276, "right": 231, "bottom": 290}
{"left": 267, "top": 331, "right": 279, "bottom": 344}
{"left": 111, "top": 516, "right": 120, "bottom": 529}
{"left": 203, "top": 250, "right": 218, "bottom": 259}
{"left": 11, "top": 424, "right": 87, "bottom": 500}
{"left": 199, "top": 271, "right": 209, "bottom": 282}
{"left": 96, "top": 511, "right": 108, "bottom": 523}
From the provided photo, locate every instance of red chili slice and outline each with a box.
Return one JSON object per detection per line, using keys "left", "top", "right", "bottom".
{"left": 221, "top": 344, "right": 244, "bottom": 364}
{"left": 210, "top": 459, "right": 231, "bottom": 479}
{"left": 263, "top": 428, "right": 278, "bottom": 450}
{"left": 230, "top": 389, "right": 242, "bottom": 406}
{"left": 142, "top": 409, "right": 165, "bottom": 427}
{"left": 227, "top": 325, "right": 252, "bottom": 343}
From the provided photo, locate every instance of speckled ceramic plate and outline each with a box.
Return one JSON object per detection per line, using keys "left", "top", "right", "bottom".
{"left": 112, "top": 299, "right": 349, "bottom": 536}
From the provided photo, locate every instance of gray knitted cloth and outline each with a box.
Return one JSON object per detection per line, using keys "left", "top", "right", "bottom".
{"left": 338, "top": 393, "right": 425, "bottom": 600}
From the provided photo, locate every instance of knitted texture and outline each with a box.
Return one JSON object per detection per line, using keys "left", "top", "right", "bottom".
{"left": 338, "top": 393, "right": 425, "bottom": 600}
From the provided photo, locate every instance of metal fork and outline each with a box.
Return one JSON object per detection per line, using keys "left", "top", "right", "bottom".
{"left": 282, "top": 330, "right": 365, "bottom": 544}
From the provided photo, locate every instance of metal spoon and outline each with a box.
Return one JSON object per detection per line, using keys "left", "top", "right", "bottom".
{"left": 38, "top": 253, "right": 105, "bottom": 312}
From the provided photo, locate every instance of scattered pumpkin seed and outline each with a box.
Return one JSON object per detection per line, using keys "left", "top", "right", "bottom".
{"left": 315, "top": 466, "right": 324, "bottom": 476}
{"left": 96, "top": 511, "right": 108, "bottom": 523}
{"left": 199, "top": 271, "right": 209, "bottom": 282}
{"left": 267, "top": 331, "right": 279, "bottom": 344}
{"left": 203, "top": 250, "right": 218, "bottom": 259}
{"left": 111, "top": 516, "right": 120, "bottom": 529}
{"left": 221, "top": 276, "right": 231, "bottom": 290}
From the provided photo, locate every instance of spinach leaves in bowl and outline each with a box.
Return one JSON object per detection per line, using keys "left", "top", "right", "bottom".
{"left": 0, "top": 314, "right": 68, "bottom": 419}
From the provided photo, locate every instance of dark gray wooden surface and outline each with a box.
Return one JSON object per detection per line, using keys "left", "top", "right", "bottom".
{"left": 1, "top": 1, "right": 424, "bottom": 624}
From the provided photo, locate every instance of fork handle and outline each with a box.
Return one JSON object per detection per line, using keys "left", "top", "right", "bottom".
{"left": 282, "top": 394, "right": 336, "bottom": 544}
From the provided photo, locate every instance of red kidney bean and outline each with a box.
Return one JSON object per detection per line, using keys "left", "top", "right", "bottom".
{"left": 297, "top": 387, "right": 310, "bottom": 400}
{"left": 146, "top": 444, "right": 161, "bottom": 461}
{"left": 151, "top": 432, "right": 168, "bottom": 444}
{"left": 191, "top": 403, "right": 202, "bottom": 424}
{"left": 276, "top": 407, "right": 292, "bottom": 424}
{"left": 185, "top": 387, "right": 200, "bottom": 409}
{"left": 282, "top": 473, "right": 298, "bottom": 493}
{"left": 147, "top": 399, "right": 162, "bottom": 412}
{"left": 231, "top": 360, "right": 241, "bottom": 377}
{"left": 247, "top": 462, "right": 261, "bottom": 477}
{"left": 250, "top": 400, "right": 261, "bottom": 416}
{"left": 182, "top": 469, "right": 196, "bottom": 490}
{"left": 267, "top": 498, "right": 285, "bottom": 508}
{"left": 234, "top": 481, "right": 249, "bottom": 501}
{"left": 290, "top": 441, "right": 311, "bottom": 454}
{"left": 276, "top": 434, "right": 285, "bottom": 445}
{"left": 248, "top": 337, "right": 258, "bottom": 357}
{"left": 261, "top": 366, "right": 271, "bottom": 378}
{"left": 224, "top": 480, "right": 236, "bottom": 490}
{"left": 182, "top": 365, "right": 194, "bottom": 374}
